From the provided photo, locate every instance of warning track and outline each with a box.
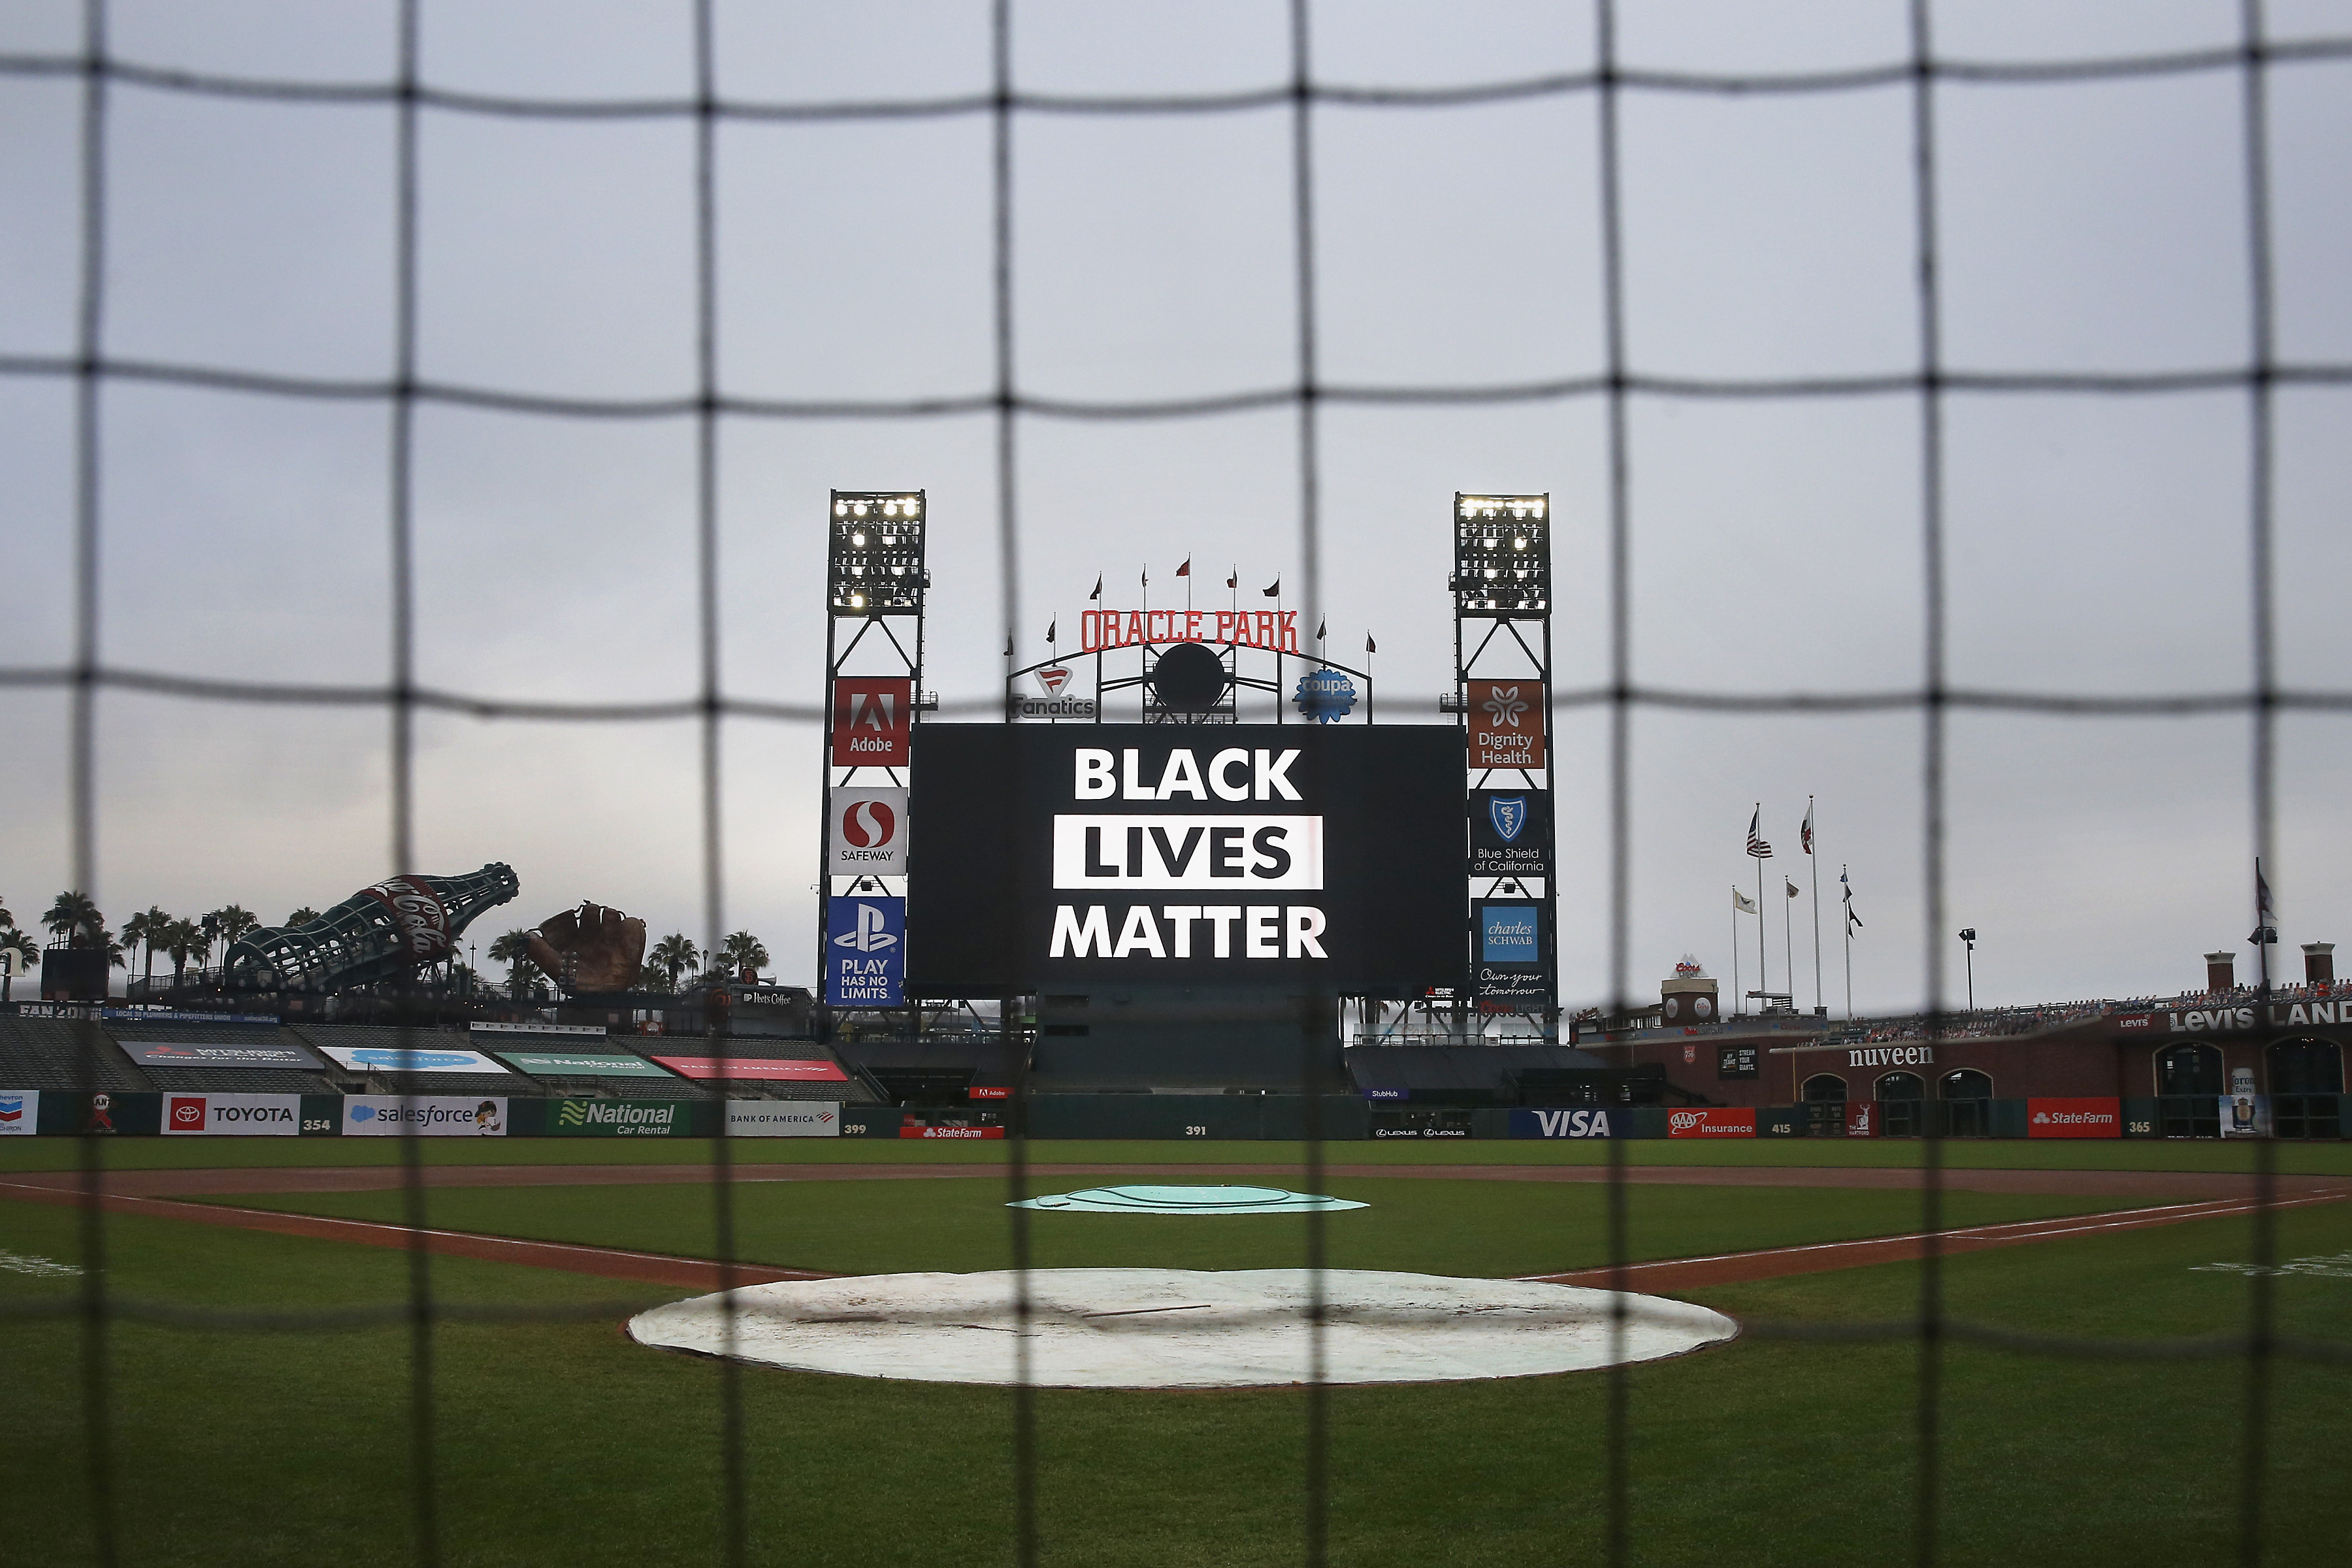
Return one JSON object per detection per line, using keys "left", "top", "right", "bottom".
{"left": 2, "top": 1164, "right": 2342, "bottom": 1295}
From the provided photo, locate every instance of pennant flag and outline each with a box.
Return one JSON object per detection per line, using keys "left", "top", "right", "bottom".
{"left": 1848, "top": 904, "right": 1864, "bottom": 930}
{"left": 1315, "top": 617, "right": 1326, "bottom": 641}
{"left": 1226, "top": 568, "right": 1237, "bottom": 589}
{"left": 1141, "top": 566, "right": 1149, "bottom": 587}
{"left": 1801, "top": 800, "right": 1815, "bottom": 856}
{"left": 1733, "top": 887, "right": 1757, "bottom": 914}
{"left": 1175, "top": 559, "right": 1190, "bottom": 578}
{"left": 1089, "top": 575, "right": 1102, "bottom": 601}
{"left": 1262, "top": 579, "right": 1281, "bottom": 598}
{"left": 1786, "top": 879, "right": 1801, "bottom": 899}
{"left": 1365, "top": 633, "right": 1377, "bottom": 655}
{"left": 1745, "top": 806, "right": 1772, "bottom": 859}
{"left": 1046, "top": 619, "right": 1056, "bottom": 645}
{"left": 1003, "top": 635, "right": 1013, "bottom": 657}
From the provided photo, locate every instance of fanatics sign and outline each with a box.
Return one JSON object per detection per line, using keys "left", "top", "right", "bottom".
{"left": 906, "top": 726, "right": 1462, "bottom": 996}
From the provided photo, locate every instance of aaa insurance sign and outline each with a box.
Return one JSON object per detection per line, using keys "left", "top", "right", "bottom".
{"left": 826, "top": 895, "right": 904, "bottom": 1007}
{"left": 905, "top": 726, "right": 1462, "bottom": 995}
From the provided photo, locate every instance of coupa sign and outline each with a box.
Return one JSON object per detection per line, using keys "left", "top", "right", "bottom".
{"left": 905, "top": 727, "right": 1463, "bottom": 996}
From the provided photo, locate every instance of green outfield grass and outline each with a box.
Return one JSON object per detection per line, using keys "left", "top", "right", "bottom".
{"left": 3, "top": 1134, "right": 2348, "bottom": 1175}
{"left": 1, "top": 1180, "right": 2345, "bottom": 1567}
{"left": 200, "top": 1175, "right": 2131, "bottom": 1279}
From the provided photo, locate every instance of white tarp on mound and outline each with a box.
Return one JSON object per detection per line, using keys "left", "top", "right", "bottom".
{"left": 1010, "top": 1184, "right": 1366, "bottom": 1215}
{"left": 629, "top": 1268, "right": 1737, "bottom": 1388}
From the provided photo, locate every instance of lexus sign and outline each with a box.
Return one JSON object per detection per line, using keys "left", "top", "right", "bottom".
{"left": 907, "top": 726, "right": 1462, "bottom": 996}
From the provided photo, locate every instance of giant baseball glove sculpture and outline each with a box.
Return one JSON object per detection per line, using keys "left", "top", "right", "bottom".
{"left": 526, "top": 901, "right": 647, "bottom": 994}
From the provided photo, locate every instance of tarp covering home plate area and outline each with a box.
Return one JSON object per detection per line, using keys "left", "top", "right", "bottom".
{"left": 629, "top": 1269, "right": 1739, "bottom": 1389}
{"left": 1009, "top": 1184, "right": 1367, "bottom": 1215}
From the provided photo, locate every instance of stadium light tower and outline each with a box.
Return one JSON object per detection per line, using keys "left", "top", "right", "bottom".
{"left": 1958, "top": 928, "right": 1977, "bottom": 1012}
{"left": 1448, "top": 493, "right": 1557, "bottom": 1045}
{"left": 820, "top": 491, "right": 930, "bottom": 1036}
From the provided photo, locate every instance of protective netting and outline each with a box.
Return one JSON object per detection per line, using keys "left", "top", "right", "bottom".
{"left": 4, "top": 3, "right": 2351, "bottom": 1566}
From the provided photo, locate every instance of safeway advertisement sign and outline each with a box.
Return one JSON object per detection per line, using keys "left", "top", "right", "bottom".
{"left": 2027, "top": 1097, "right": 2120, "bottom": 1139}
{"left": 1667, "top": 1107, "right": 1756, "bottom": 1139}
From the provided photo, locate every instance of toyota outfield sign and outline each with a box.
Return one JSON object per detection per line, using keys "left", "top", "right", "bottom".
{"left": 906, "top": 727, "right": 1462, "bottom": 995}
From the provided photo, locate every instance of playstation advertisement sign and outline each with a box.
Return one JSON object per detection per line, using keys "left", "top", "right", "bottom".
{"left": 907, "top": 727, "right": 1462, "bottom": 996}
{"left": 1469, "top": 789, "right": 1550, "bottom": 877}
{"left": 825, "top": 895, "right": 905, "bottom": 1007}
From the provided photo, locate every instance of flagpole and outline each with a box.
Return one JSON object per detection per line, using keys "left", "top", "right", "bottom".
{"left": 1757, "top": 847, "right": 1767, "bottom": 1009}
{"left": 1843, "top": 864, "right": 1854, "bottom": 1019}
{"left": 1732, "top": 896, "right": 1741, "bottom": 1019}
{"left": 1809, "top": 796, "right": 1823, "bottom": 1016}
{"left": 1783, "top": 877, "right": 1794, "bottom": 1015}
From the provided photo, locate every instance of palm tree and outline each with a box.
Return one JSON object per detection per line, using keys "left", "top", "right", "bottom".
{"left": 283, "top": 907, "right": 319, "bottom": 927}
{"left": 163, "top": 917, "right": 204, "bottom": 988}
{"left": 0, "top": 928, "right": 36, "bottom": 1003}
{"left": 720, "top": 931, "right": 770, "bottom": 982}
{"left": 123, "top": 906, "right": 169, "bottom": 991}
{"left": 0, "top": 896, "right": 14, "bottom": 930}
{"left": 487, "top": 928, "right": 537, "bottom": 1001}
{"left": 209, "top": 904, "right": 259, "bottom": 962}
{"left": 42, "top": 891, "right": 103, "bottom": 948}
{"left": 648, "top": 934, "right": 698, "bottom": 992}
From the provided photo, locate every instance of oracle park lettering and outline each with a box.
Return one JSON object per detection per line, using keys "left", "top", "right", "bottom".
{"left": 1080, "top": 608, "right": 1301, "bottom": 655}
{"left": 905, "top": 727, "right": 1462, "bottom": 996}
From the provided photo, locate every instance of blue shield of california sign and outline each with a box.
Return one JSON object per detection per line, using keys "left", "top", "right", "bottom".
{"left": 1469, "top": 789, "right": 1550, "bottom": 877}
{"left": 825, "top": 896, "right": 905, "bottom": 1007}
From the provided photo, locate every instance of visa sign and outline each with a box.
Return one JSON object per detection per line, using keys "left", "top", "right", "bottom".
{"left": 1511, "top": 1107, "right": 1623, "bottom": 1139}
{"left": 826, "top": 896, "right": 904, "bottom": 1007}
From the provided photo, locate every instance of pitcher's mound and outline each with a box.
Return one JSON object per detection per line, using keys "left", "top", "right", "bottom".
{"left": 629, "top": 1268, "right": 1736, "bottom": 1388}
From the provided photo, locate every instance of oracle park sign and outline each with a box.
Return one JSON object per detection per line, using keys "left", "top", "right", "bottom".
{"left": 906, "top": 727, "right": 1463, "bottom": 997}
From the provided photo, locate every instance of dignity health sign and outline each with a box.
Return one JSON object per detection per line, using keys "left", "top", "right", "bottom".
{"left": 906, "top": 727, "right": 1462, "bottom": 996}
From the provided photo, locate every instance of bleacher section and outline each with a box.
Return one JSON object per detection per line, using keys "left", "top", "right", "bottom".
{"left": 105, "top": 1021, "right": 338, "bottom": 1094}
{"left": 0, "top": 1019, "right": 150, "bottom": 1092}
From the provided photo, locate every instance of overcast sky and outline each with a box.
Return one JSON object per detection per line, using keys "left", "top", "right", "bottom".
{"left": 3, "top": 1, "right": 2349, "bottom": 1013}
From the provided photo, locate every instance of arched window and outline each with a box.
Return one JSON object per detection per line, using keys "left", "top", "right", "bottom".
{"left": 1939, "top": 1069, "right": 1993, "bottom": 1100}
{"left": 1939, "top": 1069, "right": 1995, "bottom": 1136}
{"left": 2267, "top": 1039, "right": 2344, "bottom": 1096}
{"left": 2156, "top": 1043, "right": 2223, "bottom": 1098}
{"left": 1802, "top": 1074, "right": 1848, "bottom": 1102}
{"left": 1875, "top": 1071, "right": 1924, "bottom": 1137}
{"left": 1875, "top": 1071, "right": 1924, "bottom": 1100}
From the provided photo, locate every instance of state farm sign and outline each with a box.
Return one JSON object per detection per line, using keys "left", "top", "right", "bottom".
{"left": 2027, "top": 1097, "right": 2121, "bottom": 1139}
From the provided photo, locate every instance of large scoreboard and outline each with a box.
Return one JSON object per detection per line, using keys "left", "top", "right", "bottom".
{"left": 906, "top": 726, "right": 1463, "bottom": 998}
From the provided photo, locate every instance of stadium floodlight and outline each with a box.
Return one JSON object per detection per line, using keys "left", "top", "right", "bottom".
{"left": 828, "top": 490, "right": 928, "bottom": 616}
{"left": 1450, "top": 493, "right": 1549, "bottom": 617}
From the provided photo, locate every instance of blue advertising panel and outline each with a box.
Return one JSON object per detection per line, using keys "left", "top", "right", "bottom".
{"left": 826, "top": 895, "right": 905, "bottom": 1007}
{"left": 1473, "top": 898, "right": 1551, "bottom": 1013}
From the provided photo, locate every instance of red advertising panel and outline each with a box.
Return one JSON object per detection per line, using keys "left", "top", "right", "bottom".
{"left": 1467, "top": 680, "right": 1546, "bottom": 769}
{"left": 1667, "top": 1107, "right": 1756, "bottom": 1139}
{"left": 649, "top": 1056, "right": 848, "bottom": 1083}
{"left": 1845, "top": 1100, "right": 1876, "bottom": 1138}
{"left": 902, "top": 1124, "right": 1005, "bottom": 1139}
{"left": 968, "top": 1086, "right": 1011, "bottom": 1100}
{"left": 2027, "top": 1097, "right": 2121, "bottom": 1138}
{"left": 832, "top": 678, "right": 913, "bottom": 766}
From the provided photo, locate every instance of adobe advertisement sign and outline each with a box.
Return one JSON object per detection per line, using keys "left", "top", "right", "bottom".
{"left": 120, "top": 1039, "right": 323, "bottom": 1070}
{"left": 828, "top": 787, "right": 909, "bottom": 875}
{"left": 1469, "top": 789, "right": 1550, "bottom": 877}
{"left": 825, "top": 894, "right": 905, "bottom": 1007}
{"left": 832, "top": 678, "right": 912, "bottom": 766}
{"left": 1473, "top": 898, "right": 1552, "bottom": 1013}
{"left": 2027, "top": 1097, "right": 2120, "bottom": 1139}
{"left": 1668, "top": 1107, "right": 1756, "bottom": 1138}
{"left": 161, "top": 1093, "right": 301, "bottom": 1136}
{"left": 906, "top": 726, "right": 1463, "bottom": 996}
{"left": 1467, "top": 680, "right": 1545, "bottom": 770}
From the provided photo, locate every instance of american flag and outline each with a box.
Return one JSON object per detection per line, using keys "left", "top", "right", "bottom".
{"left": 1746, "top": 806, "right": 1772, "bottom": 859}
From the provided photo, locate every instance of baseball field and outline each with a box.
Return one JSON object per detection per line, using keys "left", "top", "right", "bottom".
{"left": 3, "top": 1138, "right": 2347, "bottom": 1566}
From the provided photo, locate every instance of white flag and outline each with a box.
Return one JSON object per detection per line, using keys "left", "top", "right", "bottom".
{"left": 1733, "top": 887, "right": 1757, "bottom": 914}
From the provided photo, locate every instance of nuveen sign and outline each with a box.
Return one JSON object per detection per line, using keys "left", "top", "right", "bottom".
{"left": 906, "top": 727, "right": 1461, "bottom": 997}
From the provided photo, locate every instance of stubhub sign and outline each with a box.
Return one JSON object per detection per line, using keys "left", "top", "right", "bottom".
{"left": 907, "top": 727, "right": 1462, "bottom": 996}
